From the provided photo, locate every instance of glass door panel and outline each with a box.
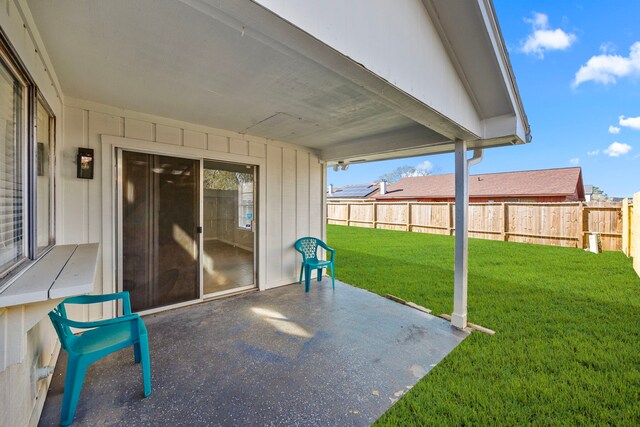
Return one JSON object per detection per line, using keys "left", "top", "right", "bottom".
{"left": 121, "top": 151, "right": 200, "bottom": 312}
{"left": 202, "top": 161, "right": 255, "bottom": 295}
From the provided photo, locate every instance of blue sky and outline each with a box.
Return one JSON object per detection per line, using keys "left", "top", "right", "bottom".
{"left": 328, "top": 1, "right": 640, "bottom": 198}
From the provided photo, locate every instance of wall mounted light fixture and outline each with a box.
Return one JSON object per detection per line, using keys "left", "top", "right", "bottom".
{"left": 77, "top": 148, "right": 94, "bottom": 179}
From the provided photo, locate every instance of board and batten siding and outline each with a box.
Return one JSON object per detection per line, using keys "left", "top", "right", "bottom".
{"left": 62, "top": 100, "right": 325, "bottom": 320}
{"left": 0, "top": 1, "right": 65, "bottom": 425}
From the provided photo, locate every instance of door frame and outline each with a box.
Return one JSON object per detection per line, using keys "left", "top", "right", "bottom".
{"left": 101, "top": 135, "right": 266, "bottom": 316}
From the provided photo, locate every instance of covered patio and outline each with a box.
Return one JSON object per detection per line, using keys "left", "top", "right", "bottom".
{"left": 39, "top": 280, "right": 467, "bottom": 426}
{"left": 0, "top": 1, "right": 529, "bottom": 425}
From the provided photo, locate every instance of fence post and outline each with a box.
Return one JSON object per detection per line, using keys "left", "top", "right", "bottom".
{"left": 346, "top": 203, "right": 351, "bottom": 227}
{"left": 502, "top": 203, "right": 508, "bottom": 241}
{"left": 622, "top": 198, "right": 630, "bottom": 256}
{"left": 447, "top": 202, "right": 454, "bottom": 235}
{"left": 578, "top": 203, "right": 586, "bottom": 249}
{"left": 634, "top": 193, "right": 640, "bottom": 277}
{"left": 406, "top": 203, "right": 411, "bottom": 232}
{"left": 372, "top": 202, "right": 377, "bottom": 229}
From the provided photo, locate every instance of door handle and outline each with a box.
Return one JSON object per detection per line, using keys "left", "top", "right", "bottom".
{"left": 196, "top": 226, "right": 203, "bottom": 234}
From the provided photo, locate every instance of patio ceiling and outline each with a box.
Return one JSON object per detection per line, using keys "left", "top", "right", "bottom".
{"left": 27, "top": 0, "right": 528, "bottom": 164}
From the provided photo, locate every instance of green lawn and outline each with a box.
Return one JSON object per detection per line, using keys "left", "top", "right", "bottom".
{"left": 327, "top": 224, "right": 640, "bottom": 426}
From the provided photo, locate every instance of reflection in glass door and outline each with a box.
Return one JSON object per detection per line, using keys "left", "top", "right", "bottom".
{"left": 120, "top": 151, "right": 200, "bottom": 312}
{"left": 202, "top": 161, "right": 255, "bottom": 295}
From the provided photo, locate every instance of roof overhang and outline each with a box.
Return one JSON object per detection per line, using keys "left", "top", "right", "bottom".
{"left": 424, "top": 0, "right": 530, "bottom": 141}
{"left": 27, "top": 0, "right": 529, "bottom": 164}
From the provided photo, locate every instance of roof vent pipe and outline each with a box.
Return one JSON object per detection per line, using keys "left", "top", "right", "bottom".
{"left": 328, "top": 184, "right": 334, "bottom": 196}
{"left": 380, "top": 180, "right": 387, "bottom": 195}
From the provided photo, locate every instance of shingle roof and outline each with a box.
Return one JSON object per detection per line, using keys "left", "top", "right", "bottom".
{"left": 376, "top": 167, "right": 584, "bottom": 199}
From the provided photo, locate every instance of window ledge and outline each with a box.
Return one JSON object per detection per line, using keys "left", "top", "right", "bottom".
{"left": 0, "top": 244, "right": 99, "bottom": 308}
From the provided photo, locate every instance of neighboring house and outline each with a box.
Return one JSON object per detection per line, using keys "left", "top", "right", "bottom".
{"left": 0, "top": 1, "right": 530, "bottom": 425}
{"left": 327, "top": 183, "right": 379, "bottom": 199}
{"left": 375, "top": 167, "right": 585, "bottom": 203}
{"left": 584, "top": 184, "right": 594, "bottom": 202}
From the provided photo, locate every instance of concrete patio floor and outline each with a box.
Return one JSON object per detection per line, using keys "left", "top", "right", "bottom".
{"left": 39, "top": 279, "right": 468, "bottom": 426}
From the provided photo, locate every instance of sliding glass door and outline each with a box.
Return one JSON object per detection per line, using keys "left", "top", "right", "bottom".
{"left": 120, "top": 150, "right": 200, "bottom": 312}
{"left": 202, "top": 161, "right": 255, "bottom": 295}
{"left": 118, "top": 150, "right": 257, "bottom": 312}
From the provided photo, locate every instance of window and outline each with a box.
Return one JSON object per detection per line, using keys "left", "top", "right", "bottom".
{"left": 0, "top": 56, "right": 24, "bottom": 275}
{"left": 35, "top": 96, "right": 55, "bottom": 254}
{"left": 238, "top": 181, "right": 253, "bottom": 229}
{"left": 0, "top": 33, "right": 56, "bottom": 280}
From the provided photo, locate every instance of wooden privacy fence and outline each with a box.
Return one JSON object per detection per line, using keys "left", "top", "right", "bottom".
{"left": 327, "top": 200, "right": 624, "bottom": 251}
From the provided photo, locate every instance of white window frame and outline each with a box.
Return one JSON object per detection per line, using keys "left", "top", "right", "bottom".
{"left": 0, "top": 30, "right": 56, "bottom": 285}
{"left": 33, "top": 93, "right": 56, "bottom": 256}
{"left": 237, "top": 180, "right": 253, "bottom": 230}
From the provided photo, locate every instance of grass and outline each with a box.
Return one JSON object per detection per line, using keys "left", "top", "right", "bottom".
{"left": 326, "top": 224, "right": 640, "bottom": 426}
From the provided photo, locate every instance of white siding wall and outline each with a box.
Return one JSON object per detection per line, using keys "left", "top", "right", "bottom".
{"left": 62, "top": 99, "right": 325, "bottom": 309}
{"left": 0, "top": 1, "right": 64, "bottom": 425}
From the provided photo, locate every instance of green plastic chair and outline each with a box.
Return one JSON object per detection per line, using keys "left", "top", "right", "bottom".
{"left": 48, "top": 292, "right": 151, "bottom": 426}
{"left": 295, "top": 237, "right": 335, "bottom": 292}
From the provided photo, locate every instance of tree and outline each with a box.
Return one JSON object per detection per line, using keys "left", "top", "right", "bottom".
{"left": 590, "top": 185, "right": 609, "bottom": 201}
{"left": 378, "top": 165, "right": 431, "bottom": 184}
{"left": 203, "top": 169, "right": 251, "bottom": 190}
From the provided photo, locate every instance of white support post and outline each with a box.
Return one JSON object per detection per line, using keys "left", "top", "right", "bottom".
{"left": 451, "top": 141, "right": 483, "bottom": 329}
{"left": 452, "top": 139, "right": 469, "bottom": 329}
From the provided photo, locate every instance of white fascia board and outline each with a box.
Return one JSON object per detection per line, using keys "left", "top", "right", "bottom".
{"left": 476, "top": 0, "right": 530, "bottom": 142}
{"left": 480, "top": 114, "right": 525, "bottom": 145}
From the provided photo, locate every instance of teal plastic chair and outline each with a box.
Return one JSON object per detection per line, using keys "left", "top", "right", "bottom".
{"left": 295, "top": 237, "right": 335, "bottom": 292}
{"left": 48, "top": 292, "right": 151, "bottom": 426}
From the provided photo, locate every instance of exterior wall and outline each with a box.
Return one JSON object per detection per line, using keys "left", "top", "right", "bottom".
{"left": 61, "top": 99, "right": 325, "bottom": 323}
{"left": 254, "top": 0, "right": 482, "bottom": 136}
{"left": 0, "top": 1, "right": 65, "bottom": 425}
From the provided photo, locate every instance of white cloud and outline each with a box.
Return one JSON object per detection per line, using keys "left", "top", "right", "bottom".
{"left": 520, "top": 13, "right": 577, "bottom": 58}
{"left": 569, "top": 158, "right": 580, "bottom": 165}
{"left": 415, "top": 160, "right": 433, "bottom": 172}
{"left": 608, "top": 125, "right": 620, "bottom": 134}
{"left": 599, "top": 42, "right": 617, "bottom": 54}
{"left": 573, "top": 41, "right": 640, "bottom": 87}
{"left": 603, "top": 142, "right": 632, "bottom": 157}
{"left": 403, "top": 161, "right": 433, "bottom": 177}
{"left": 587, "top": 150, "right": 600, "bottom": 156}
{"left": 619, "top": 115, "right": 640, "bottom": 130}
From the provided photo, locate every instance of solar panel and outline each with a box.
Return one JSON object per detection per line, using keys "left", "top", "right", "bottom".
{"left": 330, "top": 185, "right": 375, "bottom": 198}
